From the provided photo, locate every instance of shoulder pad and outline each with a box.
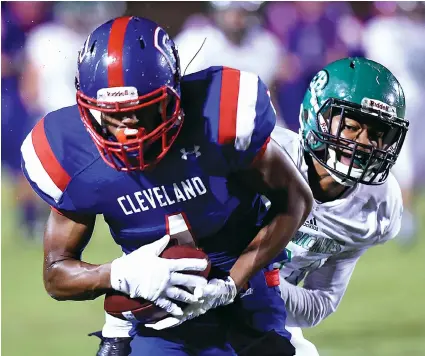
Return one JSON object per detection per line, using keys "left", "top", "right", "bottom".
{"left": 21, "top": 106, "right": 99, "bottom": 209}
{"left": 188, "top": 66, "right": 276, "bottom": 170}
{"left": 209, "top": 67, "right": 275, "bottom": 149}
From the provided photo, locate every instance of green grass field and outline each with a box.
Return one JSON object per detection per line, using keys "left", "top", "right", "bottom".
{"left": 2, "top": 175, "right": 425, "bottom": 356}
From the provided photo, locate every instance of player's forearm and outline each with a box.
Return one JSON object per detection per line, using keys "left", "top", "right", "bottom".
{"left": 44, "top": 259, "right": 112, "bottom": 301}
{"left": 230, "top": 189, "right": 311, "bottom": 290}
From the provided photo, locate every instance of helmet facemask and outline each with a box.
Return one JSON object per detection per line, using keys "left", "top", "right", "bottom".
{"left": 302, "top": 98, "right": 409, "bottom": 186}
{"left": 77, "top": 85, "right": 183, "bottom": 172}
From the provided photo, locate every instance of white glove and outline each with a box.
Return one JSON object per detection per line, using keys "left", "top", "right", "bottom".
{"left": 110, "top": 235, "right": 208, "bottom": 317}
{"left": 194, "top": 276, "right": 238, "bottom": 308}
{"left": 145, "top": 276, "right": 237, "bottom": 330}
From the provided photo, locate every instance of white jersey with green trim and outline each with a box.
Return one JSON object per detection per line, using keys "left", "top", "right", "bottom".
{"left": 270, "top": 126, "right": 403, "bottom": 328}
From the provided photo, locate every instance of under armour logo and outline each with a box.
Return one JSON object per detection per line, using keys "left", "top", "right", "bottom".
{"left": 180, "top": 146, "right": 201, "bottom": 160}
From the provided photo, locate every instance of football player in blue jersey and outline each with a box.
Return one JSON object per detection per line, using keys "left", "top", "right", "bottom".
{"left": 20, "top": 16, "right": 313, "bottom": 356}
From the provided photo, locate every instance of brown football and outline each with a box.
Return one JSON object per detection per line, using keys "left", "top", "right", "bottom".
{"left": 104, "top": 244, "right": 211, "bottom": 323}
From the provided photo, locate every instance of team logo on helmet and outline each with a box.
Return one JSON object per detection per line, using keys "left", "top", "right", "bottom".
{"left": 154, "top": 27, "right": 177, "bottom": 75}
{"left": 310, "top": 70, "right": 329, "bottom": 94}
{"left": 78, "top": 34, "right": 92, "bottom": 65}
{"left": 309, "top": 70, "right": 329, "bottom": 133}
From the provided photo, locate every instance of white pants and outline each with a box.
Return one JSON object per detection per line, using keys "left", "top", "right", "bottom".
{"left": 288, "top": 327, "right": 320, "bottom": 356}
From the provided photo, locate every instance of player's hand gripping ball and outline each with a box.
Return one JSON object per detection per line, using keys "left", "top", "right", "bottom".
{"left": 104, "top": 244, "right": 211, "bottom": 323}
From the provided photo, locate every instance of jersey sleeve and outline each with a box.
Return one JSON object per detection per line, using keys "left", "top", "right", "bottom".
{"left": 379, "top": 174, "right": 403, "bottom": 243}
{"left": 280, "top": 248, "right": 367, "bottom": 328}
{"left": 209, "top": 67, "right": 277, "bottom": 171}
{"left": 21, "top": 115, "right": 76, "bottom": 211}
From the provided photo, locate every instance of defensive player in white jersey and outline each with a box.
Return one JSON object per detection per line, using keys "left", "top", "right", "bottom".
{"left": 270, "top": 57, "right": 408, "bottom": 355}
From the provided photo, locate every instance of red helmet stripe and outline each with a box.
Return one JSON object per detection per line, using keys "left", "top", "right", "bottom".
{"left": 107, "top": 16, "right": 131, "bottom": 87}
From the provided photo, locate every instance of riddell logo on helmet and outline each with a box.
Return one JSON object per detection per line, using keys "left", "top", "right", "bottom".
{"left": 361, "top": 98, "right": 396, "bottom": 115}
{"left": 97, "top": 87, "right": 138, "bottom": 103}
{"left": 106, "top": 90, "right": 129, "bottom": 97}
{"left": 370, "top": 100, "right": 391, "bottom": 111}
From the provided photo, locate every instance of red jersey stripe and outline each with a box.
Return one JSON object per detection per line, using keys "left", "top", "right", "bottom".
{"left": 32, "top": 118, "right": 71, "bottom": 192}
{"left": 218, "top": 67, "right": 240, "bottom": 144}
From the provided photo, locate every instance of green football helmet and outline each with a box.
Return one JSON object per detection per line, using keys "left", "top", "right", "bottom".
{"left": 299, "top": 57, "right": 409, "bottom": 186}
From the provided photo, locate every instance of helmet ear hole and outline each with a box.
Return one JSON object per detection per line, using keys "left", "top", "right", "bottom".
{"left": 302, "top": 109, "right": 309, "bottom": 123}
{"left": 139, "top": 37, "right": 146, "bottom": 49}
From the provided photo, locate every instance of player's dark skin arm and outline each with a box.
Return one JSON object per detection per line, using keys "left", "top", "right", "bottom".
{"left": 230, "top": 139, "right": 313, "bottom": 290}
{"left": 43, "top": 211, "right": 112, "bottom": 301}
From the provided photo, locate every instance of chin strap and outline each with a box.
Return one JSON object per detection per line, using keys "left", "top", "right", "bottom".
{"left": 325, "top": 148, "right": 384, "bottom": 186}
{"left": 325, "top": 168, "right": 356, "bottom": 187}
{"left": 325, "top": 149, "right": 358, "bottom": 186}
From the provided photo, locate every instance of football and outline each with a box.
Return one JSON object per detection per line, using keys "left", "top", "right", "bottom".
{"left": 104, "top": 244, "right": 211, "bottom": 323}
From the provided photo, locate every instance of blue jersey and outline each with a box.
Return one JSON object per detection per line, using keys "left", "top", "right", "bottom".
{"left": 21, "top": 66, "right": 291, "bottom": 341}
{"left": 21, "top": 67, "right": 275, "bottom": 266}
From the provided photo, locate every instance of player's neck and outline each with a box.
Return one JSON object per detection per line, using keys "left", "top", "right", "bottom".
{"left": 305, "top": 153, "right": 349, "bottom": 203}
